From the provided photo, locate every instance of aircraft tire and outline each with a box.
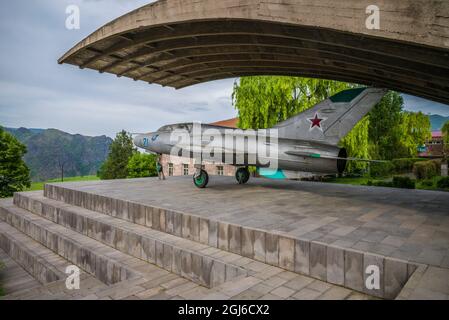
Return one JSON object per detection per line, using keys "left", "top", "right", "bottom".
{"left": 193, "top": 169, "right": 209, "bottom": 188}
{"left": 236, "top": 167, "right": 250, "bottom": 184}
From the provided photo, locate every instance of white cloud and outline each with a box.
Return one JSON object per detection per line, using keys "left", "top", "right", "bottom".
{"left": 0, "top": 1, "right": 237, "bottom": 137}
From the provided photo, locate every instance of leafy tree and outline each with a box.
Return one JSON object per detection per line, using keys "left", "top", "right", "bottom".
{"left": 368, "top": 91, "right": 404, "bottom": 160}
{"left": 127, "top": 152, "right": 158, "bottom": 178}
{"left": 442, "top": 121, "right": 449, "bottom": 145}
{"left": 339, "top": 117, "right": 370, "bottom": 173}
{"left": 232, "top": 76, "right": 367, "bottom": 172}
{"left": 398, "top": 111, "right": 431, "bottom": 157}
{"left": 366, "top": 93, "right": 431, "bottom": 160}
{"left": 232, "top": 77, "right": 432, "bottom": 175}
{"left": 233, "top": 76, "right": 353, "bottom": 129}
{"left": 98, "top": 130, "right": 136, "bottom": 180}
{"left": 0, "top": 127, "right": 31, "bottom": 197}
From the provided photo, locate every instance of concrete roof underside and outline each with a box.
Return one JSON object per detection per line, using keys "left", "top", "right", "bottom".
{"left": 59, "top": 0, "right": 449, "bottom": 105}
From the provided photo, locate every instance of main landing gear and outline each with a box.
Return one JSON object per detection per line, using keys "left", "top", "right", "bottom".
{"left": 235, "top": 167, "right": 250, "bottom": 184}
{"left": 192, "top": 166, "right": 250, "bottom": 188}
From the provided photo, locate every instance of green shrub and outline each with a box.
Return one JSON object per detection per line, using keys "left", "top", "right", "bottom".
{"left": 126, "top": 152, "right": 158, "bottom": 178}
{"left": 436, "top": 176, "right": 449, "bottom": 189}
{"left": 377, "top": 181, "right": 393, "bottom": 187}
{"left": 421, "top": 179, "right": 434, "bottom": 187}
{"left": 369, "top": 161, "right": 394, "bottom": 178}
{"left": 413, "top": 160, "right": 439, "bottom": 180}
{"left": 368, "top": 180, "right": 393, "bottom": 187}
{"left": 392, "top": 158, "right": 426, "bottom": 174}
{"left": 430, "top": 159, "right": 442, "bottom": 175}
{"left": 392, "top": 176, "right": 415, "bottom": 189}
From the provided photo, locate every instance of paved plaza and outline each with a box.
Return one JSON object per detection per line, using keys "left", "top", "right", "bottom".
{"left": 58, "top": 176, "right": 449, "bottom": 268}
{"left": 0, "top": 217, "right": 371, "bottom": 300}
{"left": 1, "top": 177, "right": 448, "bottom": 300}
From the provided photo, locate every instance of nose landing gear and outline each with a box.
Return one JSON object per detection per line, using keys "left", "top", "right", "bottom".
{"left": 193, "top": 169, "right": 209, "bottom": 188}
{"left": 236, "top": 167, "right": 250, "bottom": 184}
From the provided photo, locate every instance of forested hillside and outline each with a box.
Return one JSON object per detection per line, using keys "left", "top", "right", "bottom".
{"left": 429, "top": 114, "right": 449, "bottom": 130}
{"left": 4, "top": 127, "right": 112, "bottom": 181}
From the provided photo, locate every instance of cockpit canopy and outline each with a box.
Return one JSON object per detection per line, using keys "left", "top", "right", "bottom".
{"left": 157, "top": 123, "right": 194, "bottom": 133}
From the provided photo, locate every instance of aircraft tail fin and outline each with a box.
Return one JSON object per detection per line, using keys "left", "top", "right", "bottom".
{"left": 274, "top": 87, "right": 387, "bottom": 145}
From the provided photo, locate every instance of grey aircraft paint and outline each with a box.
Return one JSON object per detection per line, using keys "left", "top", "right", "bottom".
{"left": 134, "top": 87, "right": 387, "bottom": 186}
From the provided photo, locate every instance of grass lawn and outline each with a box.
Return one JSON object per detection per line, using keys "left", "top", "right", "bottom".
{"left": 328, "top": 175, "right": 449, "bottom": 192}
{"left": 26, "top": 175, "right": 100, "bottom": 191}
{"left": 326, "top": 176, "right": 372, "bottom": 185}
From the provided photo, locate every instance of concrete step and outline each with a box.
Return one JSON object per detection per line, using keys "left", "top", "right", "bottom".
{"left": 1, "top": 197, "right": 381, "bottom": 300}
{"left": 0, "top": 222, "right": 68, "bottom": 285}
{"left": 12, "top": 192, "right": 255, "bottom": 288}
{"left": 0, "top": 248, "right": 42, "bottom": 295}
{"left": 0, "top": 199, "right": 195, "bottom": 287}
{"left": 42, "top": 183, "right": 418, "bottom": 299}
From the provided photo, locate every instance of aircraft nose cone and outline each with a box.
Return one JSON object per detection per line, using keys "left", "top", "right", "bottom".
{"left": 133, "top": 134, "right": 145, "bottom": 148}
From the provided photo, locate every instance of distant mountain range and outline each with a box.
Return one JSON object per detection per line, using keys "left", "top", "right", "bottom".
{"left": 4, "top": 127, "right": 112, "bottom": 182}
{"left": 429, "top": 114, "right": 449, "bottom": 131}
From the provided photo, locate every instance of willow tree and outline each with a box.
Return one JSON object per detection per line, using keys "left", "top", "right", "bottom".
{"left": 398, "top": 111, "right": 431, "bottom": 157}
{"left": 339, "top": 117, "right": 371, "bottom": 173}
{"left": 232, "top": 76, "right": 369, "bottom": 173}
{"left": 232, "top": 76, "right": 353, "bottom": 129}
{"left": 441, "top": 121, "right": 449, "bottom": 145}
{"left": 443, "top": 121, "right": 449, "bottom": 157}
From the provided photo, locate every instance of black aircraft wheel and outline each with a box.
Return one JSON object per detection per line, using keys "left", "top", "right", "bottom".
{"left": 193, "top": 169, "right": 209, "bottom": 188}
{"left": 236, "top": 167, "right": 250, "bottom": 184}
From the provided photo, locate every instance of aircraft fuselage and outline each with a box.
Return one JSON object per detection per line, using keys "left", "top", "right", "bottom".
{"left": 134, "top": 123, "right": 347, "bottom": 176}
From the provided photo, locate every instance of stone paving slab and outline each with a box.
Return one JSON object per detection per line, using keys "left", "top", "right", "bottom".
{"left": 0, "top": 230, "right": 374, "bottom": 301}
{"left": 0, "top": 222, "right": 68, "bottom": 285}
{"left": 42, "top": 178, "right": 428, "bottom": 298}
{"left": 13, "top": 192, "right": 394, "bottom": 296}
{"left": 3, "top": 175, "right": 448, "bottom": 300}
{"left": 0, "top": 202, "right": 374, "bottom": 300}
{"left": 44, "top": 176, "right": 449, "bottom": 268}
{"left": 0, "top": 201, "right": 185, "bottom": 285}
{"left": 0, "top": 248, "right": 41, "bottom": 295}
{"left": 13, "top": 192, "right": 248, "bottom": 288}
{"left": 396, "top": 264, "right": 449, "bottom": 300}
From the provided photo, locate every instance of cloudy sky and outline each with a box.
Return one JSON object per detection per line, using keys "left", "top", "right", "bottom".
{"left": 0, "top": 1, "right": 448, "bottom": 138}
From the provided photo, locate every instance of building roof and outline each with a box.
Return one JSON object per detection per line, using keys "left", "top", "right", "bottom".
{"left": 432, "top": 131, "right": 443, "bottom": 138}
{"left": 209, "top": 118, "right": 239, "bottom": 128}
{"left": 57, "top": 0, "right": 449, "bottom": 105}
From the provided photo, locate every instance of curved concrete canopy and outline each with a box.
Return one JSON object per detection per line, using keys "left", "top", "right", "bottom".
{"left": 59, "top": 0, "right": 449, "bottom": 105}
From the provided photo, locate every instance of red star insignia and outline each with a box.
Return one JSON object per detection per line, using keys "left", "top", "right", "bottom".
{"left": 308, "top": 113, "right": 325, "bottom": 130}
